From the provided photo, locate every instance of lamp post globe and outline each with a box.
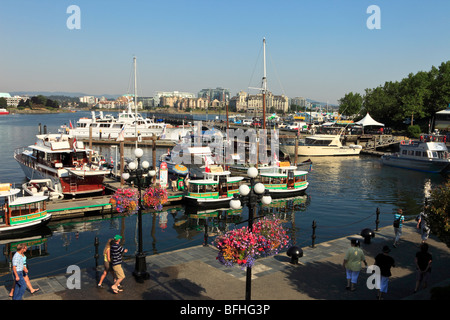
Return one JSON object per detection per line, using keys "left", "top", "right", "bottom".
{"left": 134, "top": 148, "right": 144, "bottom": 158}
{"left": 247, "top": 167, "right": 258, "bottom": 178}
{"left": 254, "top": 182, "right": 265, "bottom": 195}
{"left": 128, "top": 161, "right": 137, "bottom": 170}
{"left": 239, "top": 184, "right": 250, "bottom": 196}
{"left": 142, "top": 160, "right": 150, "bottom": 169}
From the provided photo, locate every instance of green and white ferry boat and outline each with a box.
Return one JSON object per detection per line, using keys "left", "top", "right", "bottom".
{"left": 0, "top": 183, "right": 51, "bottom": 239}
{"left": 259, "top": 165, "right": 309, "bottom": 199}
{"left": 184, "top": 168, "right": 244, "bottom": 209}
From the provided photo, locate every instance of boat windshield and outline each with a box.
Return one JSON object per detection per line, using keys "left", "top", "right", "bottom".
{"left": 305, "top": 138, "right": 332, "bottom": 146}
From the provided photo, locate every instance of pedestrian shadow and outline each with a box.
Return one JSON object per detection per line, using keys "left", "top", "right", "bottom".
{"left": 141, "top": 268, "right": 211, "bottom": 300}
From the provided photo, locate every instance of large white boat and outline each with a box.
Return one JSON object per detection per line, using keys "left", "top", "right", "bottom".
{"left": 66, "top": 104, "right": 167, "bottom": 140}
{"left": 281, "top": 134, "right": 362, "bottom": 157}
{"left": 381, "top": 139, "right": 450, "bottom": 173}
{"left": 0, "top": 183, "right": 51, "bottom": 239}
{"left": 14, "top": 134, "right": 109, "bottom": 197}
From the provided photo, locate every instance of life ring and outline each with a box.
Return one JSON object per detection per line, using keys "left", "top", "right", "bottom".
{"left": 400, "top": 140, "right": 405, "bottom": 145}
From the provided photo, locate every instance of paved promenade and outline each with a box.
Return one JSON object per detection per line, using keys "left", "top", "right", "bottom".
{"left": 1, "top": 220, "right": 449, "bottom": 301}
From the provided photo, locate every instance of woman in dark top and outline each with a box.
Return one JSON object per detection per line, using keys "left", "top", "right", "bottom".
{"left": 414, "top": 243, "right": 432, "bottom": 293}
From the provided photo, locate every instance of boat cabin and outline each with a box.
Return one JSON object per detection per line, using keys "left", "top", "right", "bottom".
{"left": 187, "top": 171, "right": 244, "bottom": 200}
{"left": 399, "top": 140, "right": 449, "bottom": 160}
{"left": 0, "top": 184, "right": 48, "bottom": 227}
{"left": 260, "top": 166, "right": 308, "bottom": 190}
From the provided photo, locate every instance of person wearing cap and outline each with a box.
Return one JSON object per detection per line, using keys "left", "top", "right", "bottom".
{"left": 110, "top": 235, "right": 128, "bottom": 294}
{"left": 343, "top": 239, "right": 367, "bottom": 291}
{"left": 375, "top": 245, "right": 395, "bottom": 300}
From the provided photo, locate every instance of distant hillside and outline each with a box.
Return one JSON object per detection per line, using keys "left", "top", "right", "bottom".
{"left": 10, "top": 91, "right": 119, "bottom": 99}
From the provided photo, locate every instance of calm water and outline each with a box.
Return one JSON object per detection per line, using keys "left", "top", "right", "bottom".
{"left": 0, "top": 111, "right": 445, "bottom": 283}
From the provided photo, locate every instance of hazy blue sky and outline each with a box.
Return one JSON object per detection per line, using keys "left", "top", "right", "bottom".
{"left": 1, "top": 0, "right": 450, "bottom": 104}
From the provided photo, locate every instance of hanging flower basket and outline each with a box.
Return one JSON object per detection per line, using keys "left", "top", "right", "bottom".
{"left": 110, "top": 188, "right": 138, "bottom": 214}
{"left": 215, "top": 216, "right": 290, "bottom": 269}
{"left": 142, "top": 186, "right": 168, "bottom": 211}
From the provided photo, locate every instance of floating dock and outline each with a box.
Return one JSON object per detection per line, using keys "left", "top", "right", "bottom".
{"left": 47, "top": 195, "right": 112, "bottom": 221}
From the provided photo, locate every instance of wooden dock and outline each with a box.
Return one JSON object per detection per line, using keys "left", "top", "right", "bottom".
{"left": 47, "top": 195, "right": 112, "bottom": 221}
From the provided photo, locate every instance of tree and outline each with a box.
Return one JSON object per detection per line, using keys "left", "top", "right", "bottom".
{"left": 0, "top": 97, "right": 7, "bottom": 108}
{"left": 338, "top": 92, "right": 362, "bottom": 116}
{"left": 425, "top": 180, "right": 450, "bottom": 248}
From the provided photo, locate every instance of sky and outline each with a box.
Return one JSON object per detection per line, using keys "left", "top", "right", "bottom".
{"left": 1, "top": 0, "right": 450, "bottom": 105}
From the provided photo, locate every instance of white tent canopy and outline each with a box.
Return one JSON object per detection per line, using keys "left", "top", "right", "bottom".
{"left": 355, "top": 113, "right": 384, "bottom": 127}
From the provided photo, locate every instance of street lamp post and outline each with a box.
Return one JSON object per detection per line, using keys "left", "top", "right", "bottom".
{"left": 230, "top": 167, "right": 272, "bottom": 300}
{"left": 122, "top": 148, "right": 156, "bottom": 283}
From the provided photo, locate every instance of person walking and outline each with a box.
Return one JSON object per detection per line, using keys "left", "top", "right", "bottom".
{"left": 414, "top": 243, "right": 432, "bottom": 293}
{"left": 9, "top": 244, "right": 40, "bottom": 297}
{"left": 416, "top": 211, "right": 430, "bottom": 244}
{"left": 374, "top": 245, "right": 395, "bottom": 300}
{"left": 110, "top": 235, "right": 127, "bottom": 294}
{"left": 97, "top": 238, "right": 115, "bottom": 288}
{"left": 11, "top": 243, "right": 27, "bottom": 300}
{"left": 393, "top": 209, "right": 405, "bottom": 248}
{"left": 343, "top": 239, "right": 368, "bottom": 291}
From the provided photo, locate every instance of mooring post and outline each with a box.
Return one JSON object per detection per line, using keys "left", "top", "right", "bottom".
{"left": 375, "top": 207, "right": 380, "bottom": 231}
{"left": 312, "top": 220, "right": 317, "bottom": 248}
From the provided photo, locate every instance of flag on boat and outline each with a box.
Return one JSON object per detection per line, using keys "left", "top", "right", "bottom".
{"left": 69, "top": 120, "right": 73, "bottom": 129}
{"left": 116, "top": 125, "right": 125, "bottom": 142}
{"left": 72, "top": 137, "right": 77, "bottom": 152}
{"left": 204, "top": 155, "right": 210, "bottom": 173}
{"left": 273, "top": 151, "right": 279, "bottom": 166}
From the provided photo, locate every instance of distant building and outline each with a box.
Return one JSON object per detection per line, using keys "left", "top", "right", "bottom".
{"left": 198, "top": 87, "right": 230, "bottom": 104}
{"left": 290, "top": 97, "right": 307, "bottom": 108}
{"left": 0, "top": 93, "right": 30, "bottom": 107}
{"left": 229, "top": 91, "right": 289, "bottom": 114}
{"left": 155, "top": 91, "right": 196, "bottom": 106}
{"left": 79, "top": 96, "right": 98, "bottom": 105}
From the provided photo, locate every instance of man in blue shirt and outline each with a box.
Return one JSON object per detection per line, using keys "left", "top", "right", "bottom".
{"left": 12, "top": 243, "right": 27, "bottom": 300}
{"left": 393, "top": 209, "right": 405, "bottom": 248}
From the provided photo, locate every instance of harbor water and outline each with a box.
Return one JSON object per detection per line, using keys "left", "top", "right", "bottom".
{"left": 0, "top": 111, "right": 446, "bottom": 284}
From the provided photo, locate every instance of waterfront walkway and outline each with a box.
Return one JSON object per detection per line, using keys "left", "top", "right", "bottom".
{"left": 1, "top": 220, "right": 449, "bottom": 301}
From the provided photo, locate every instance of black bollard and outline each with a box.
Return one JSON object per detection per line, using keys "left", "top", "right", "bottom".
{"left": 361, "top": 228, "right": 375, "bottom": 244}
{"left": 375, "top": 207, "right": 380, "bottom": 231}
{"left": 311, "top": 220, "right": 317, "bottom": 248}
{"left": 287, "top": 246, "right": 303, "bottom": 264}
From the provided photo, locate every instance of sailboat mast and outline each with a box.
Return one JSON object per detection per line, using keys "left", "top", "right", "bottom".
{"left": 134, "top": 56, "right": 138, "bottom": 149}
{"left": 262, "top": 38, "right": 267, "bottom": 130}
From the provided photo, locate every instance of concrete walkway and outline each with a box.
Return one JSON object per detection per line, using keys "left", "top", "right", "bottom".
{"left": 1, "top": 220, "right": 449, "bottom": 301}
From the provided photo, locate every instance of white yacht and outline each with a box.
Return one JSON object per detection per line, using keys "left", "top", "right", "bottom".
{"left": 381, "top": 139, "right": 450, "bottom": 173}
{"left": 281, "top": 134, "right": 362, "bottom": 157}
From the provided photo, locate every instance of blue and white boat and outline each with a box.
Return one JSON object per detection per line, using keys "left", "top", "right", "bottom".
{"left": 381, "top": 139, "right": 450, "bottom": 173}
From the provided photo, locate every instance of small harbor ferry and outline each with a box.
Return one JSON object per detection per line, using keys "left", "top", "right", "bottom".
{"left": 14, "top": 134, "right": 109, "bottom": 198}
{"left": 259, "top": 165, "right": 309, "bottom": 198}
{"left": 0, "top": 108, "right": 9, "bottom": 115}
{"left": 184, "top": 167, "right": 244, "bottom": 209}
{"left": 0, "top": 183, "right": 51, "bottom": 239}
{"left": 381, "top": 138, "right": 450, "bottom": 173}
